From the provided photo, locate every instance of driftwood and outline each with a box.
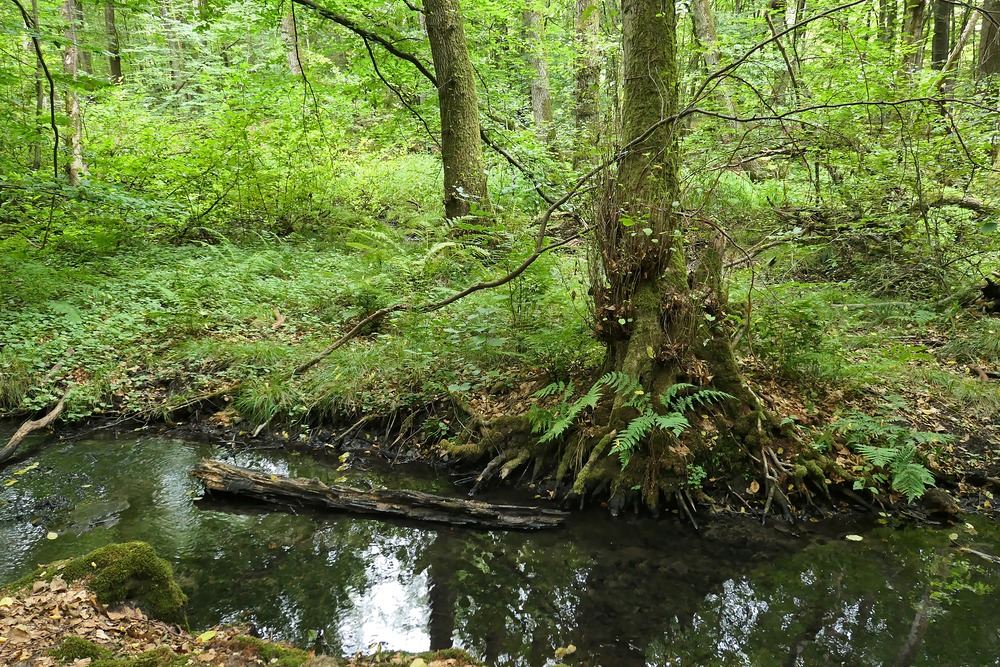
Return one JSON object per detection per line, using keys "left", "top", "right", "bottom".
{"left": 191, "top": 459, "right": 567, "bottom": 531}
{"left": 0, "top": 388, "right": 68, "bottom": 466}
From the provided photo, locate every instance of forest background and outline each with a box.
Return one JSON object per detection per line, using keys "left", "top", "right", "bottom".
{"left": 2, "top": 0, "right": 1000, "bottom": 513}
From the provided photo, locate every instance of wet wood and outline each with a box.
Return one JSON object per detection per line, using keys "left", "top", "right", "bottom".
{"left": 191, "top": 459, "right": 567, "bottom": 531}
{"left": 0, "top": 389, "right": 68, "bottom": 467}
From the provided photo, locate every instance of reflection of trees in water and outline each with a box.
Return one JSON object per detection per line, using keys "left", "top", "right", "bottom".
{"left": 647, "top": 532, "right": 997, "bottom": 666}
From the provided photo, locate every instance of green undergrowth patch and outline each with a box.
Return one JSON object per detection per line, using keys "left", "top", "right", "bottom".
{"left": 50, "top": 636, "right": 114, "bottom": 662}
{"left": 0, "top": 228, "right": 596, "bottom": 426}
{"left": 224, "top": 636, "right": 310, "bottom": 667}
{"left": 6, "top": 542, "right": 186, "bottom": 621}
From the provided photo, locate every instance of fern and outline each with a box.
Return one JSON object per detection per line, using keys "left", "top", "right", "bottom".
{"left": 609, "top": 414, "right": 656, "bottom": 467}
{"left": 830, "top": 410, "right": 947, "bottom": 501}
{"left": 537, "top": 381, "right": 604, "bottom": 444}
{"left": 853, "top": 443, "right": 899, "bottom": 468}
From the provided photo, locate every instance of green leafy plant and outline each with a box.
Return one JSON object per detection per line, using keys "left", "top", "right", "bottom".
{"left": 818, "top": 411, "right": 950, "bottom": 502}
{"left": 529, "top": 374, "right": 732, "bottom": 468}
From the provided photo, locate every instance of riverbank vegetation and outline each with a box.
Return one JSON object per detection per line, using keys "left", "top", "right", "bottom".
{"left": 2, "top": 0, "right": 1000, "bottom": 516}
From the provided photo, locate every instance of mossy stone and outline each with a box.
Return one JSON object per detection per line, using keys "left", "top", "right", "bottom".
{"left": 229, "top": 636, "right": 310, "bottom": 667}
{"left": 10, "top": 542, "right": 186, "bottom": 622}
{"left": 49, "top": 636, "right": 113, "bottom": 662}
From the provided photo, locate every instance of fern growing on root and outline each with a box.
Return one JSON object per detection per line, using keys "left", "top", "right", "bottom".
{"left": 528, "top": 374, "right": 733, "bottom": 470}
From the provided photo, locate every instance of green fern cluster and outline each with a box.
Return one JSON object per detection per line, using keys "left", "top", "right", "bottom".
{"left": 822, "top": 411, "right": 950, "bottom": 502}
{"left": 528, "top": 375, "right": 733, "bottom": 469}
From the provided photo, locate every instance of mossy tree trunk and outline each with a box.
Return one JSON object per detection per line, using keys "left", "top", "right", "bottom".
{"left": 424, "top": 0, "right": 490, "bottom": 219}
{"left": 584, "top": 0, "right": 770, "bottom": 506}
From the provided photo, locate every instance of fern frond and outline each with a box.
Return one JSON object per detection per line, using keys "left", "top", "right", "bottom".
{"left": 854, "top": 443, "right": 899, "bottom": 468}
{"left": 599, "top": 371, "right": 643, "bottom": 396}
{"left": 891, "top": 463, "right": 935, "bottom": 502}
{"left": 532, "top": 381, "right": 570, "bottom": 399}
{"left": 654, "top": 413, "right": 689, "bottom": 436}
{"left": 660, "top": 382, "right": 697, "bottom": 408}
{"left": 538, "top": 382, "right": 604, "bottom": 444}
{"left": 609, "top": 414, "right": 656, "bottom": 467}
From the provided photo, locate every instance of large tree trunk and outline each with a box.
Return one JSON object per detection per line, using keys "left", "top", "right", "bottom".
{"left": 424, "top": 0, "right": 490, "bottom": 219}
{"left": 573, "top": 0, "right": 600, "bottom": 168}
{"left": 980, "top": 0, "right": 1000, "bottom": 79}
{"left": 105, "top": 0, "right": 122, "bottom": 82}
{"left": 583, "top": 0, "right": 765, "bottom": 508}
{"left": 62, "top": 0, "right": 85, "bottom": 185}
{"left": 523, "top": 7, "right": 555, "bottom": 147}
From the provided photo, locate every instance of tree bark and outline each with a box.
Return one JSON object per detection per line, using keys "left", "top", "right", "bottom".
{"left": 159, "top": 0, "right": 185, "bottom": 94}
{"left": 902, "top": 0, "right": 927, "bottom": 72}
{"left": 191, "top": 459, "right": 567, "bottom": 530}
{"left": 689, "top": 0, "right": 738, "bottom": 125}
{"left": 31, "top": 0, "right": 43, "bottom": 170}
{"left": 581, "top": 0, "right": 766, "bottom": 508}
{"left": 0, "top": 392, "right": 67, "bottom": 467}
{"left": 880, "top": 0, "right": 898, "bottom": 47}
{"left": 523, "top": 7, "right": 555, "bottom": 146}
{"left": 931, "top": 0, "right": 952, "bottom": 68}
{"left": 980, "top": 0, "right": 1000, "bottom": 78}
{"left": 424, "top": 0, "right": 490, "bottom": 219}
{"left": 61, "top": 0, "right": 85, "bottom": 185}
{"left": 105, "top": 0, "right": 122, "bottom": 82}
{"left": 281, "top": 12, "right": 303, "bottom": 76}
{"left": 573, "top": 0, "right": 600, "bottom": 168}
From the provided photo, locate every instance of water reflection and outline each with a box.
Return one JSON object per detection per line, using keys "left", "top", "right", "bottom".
{"left": 0, "top": 432, "right": 998, "bottom": 666}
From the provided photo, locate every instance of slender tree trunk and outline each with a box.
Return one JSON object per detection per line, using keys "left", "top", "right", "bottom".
{"left": 281, "top": 12, "right": 304, "bottom": 75}
{"left": 879, "top": 0, "right": 898, "bottom": 48}
{"left": 31, "top": 0, "right": 43, "bottom": 170}
{"left": 931, "top": 0, "right": 952, "bottom": 68}
{"left": 159, "top": 0, "right": 185, "bottom": 94}
{"left": 74, "top": 0, "right": 92, "bottom": 75}
{"left": 574, "top": 0, "right": 600, "bottom": 167}
{"left": 62, "top": 0, "right": 85, "bottom": 185}
{"left": 689, "top": 0, "right": 738, "bottom": 124}
{"left": 980, "top": 0, "right": 1000, "bottom": 78}
{"left": 105, "top": 0, "right": 122, "bottom": 82}
{"left": 424, "top": 0, "right": 490, "bottom": 219}
{"left": 902, "top": 0, "right": 927, "bottom": 72}
{"left": 523, "top": 8, "right": 555, "bottom": 146}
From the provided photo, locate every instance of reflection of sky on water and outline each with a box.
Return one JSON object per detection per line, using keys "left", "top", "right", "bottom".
{"left": 339, "top": 534, "right": 431, "bottom": 654}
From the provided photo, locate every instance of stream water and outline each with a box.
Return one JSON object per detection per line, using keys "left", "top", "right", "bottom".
{"left": 0, "top": 431, "right": 998, "bottom": 666}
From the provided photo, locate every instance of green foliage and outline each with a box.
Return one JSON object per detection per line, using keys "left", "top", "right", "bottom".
{"left": 529, "top": 374, "right": 732, "bottom": 469}
{"left": 818, "top": 411, "right": 950, "bottom": 502}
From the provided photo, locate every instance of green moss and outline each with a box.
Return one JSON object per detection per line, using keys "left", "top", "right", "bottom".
{"left": 49, "top": 636, "right": 113, "bottom": 662}
{"left": 228, "top": 635, "right": 310, "bottom": 667}
{"left": 8, "top": 542, "right": 186, "bottom": 621}
{"left": 415, "top": 648, "right": 483, "bottom": 664}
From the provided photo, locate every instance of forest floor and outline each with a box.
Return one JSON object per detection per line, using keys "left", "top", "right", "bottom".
{"left": 2, "top": 240, "right": 1000, "bottom": 518}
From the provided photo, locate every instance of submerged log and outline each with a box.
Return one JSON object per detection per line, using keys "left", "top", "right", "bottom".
{"left": 191, "top": 459, "right": 567, "bottom": 531}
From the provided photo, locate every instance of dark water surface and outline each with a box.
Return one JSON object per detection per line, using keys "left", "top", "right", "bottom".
{"left": 1, "top": 431, "right": 998, "bottom": 666}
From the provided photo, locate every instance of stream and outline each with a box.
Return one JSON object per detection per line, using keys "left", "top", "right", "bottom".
{"left": 0, "top": 431, "right": 998, "bottom": 666}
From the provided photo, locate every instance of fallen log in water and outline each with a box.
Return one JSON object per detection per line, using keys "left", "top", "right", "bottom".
{"left": 191, "top": 459, "right": 567, "bottom": 531}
